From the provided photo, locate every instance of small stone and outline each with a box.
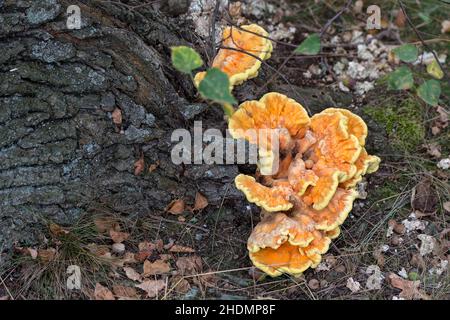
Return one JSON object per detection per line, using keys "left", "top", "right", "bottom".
{"left": 346, "top": 277, "right": 361, "bottom": 293}
{"left": 437, "top": 158, "right": 450, "bottom": 170}
{"left": 112, "top": 243, "right": 125, "bottom": 254}
{"left": 308, "top": 278, "right": 320, "bottom": 290}
{"left": 417, "top": 234, "right": 435, "bottom": 256}
{"left": 398, "top": 268, "right": 408, "bottom": 279}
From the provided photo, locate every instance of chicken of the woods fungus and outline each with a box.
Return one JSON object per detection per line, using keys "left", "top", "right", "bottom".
{"left": 194, "top": 24, "right": 273, "bottom": 88}
{"left": 229, "top": 92, "right": 380, "bottom": 277}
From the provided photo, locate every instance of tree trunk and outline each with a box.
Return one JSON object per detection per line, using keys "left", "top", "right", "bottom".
{"left": 0, "top": 0, "right": 244, "bottom": 263}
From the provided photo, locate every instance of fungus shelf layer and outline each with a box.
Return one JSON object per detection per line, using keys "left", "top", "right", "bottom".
{"left": 229, "top": 92, "right": 380, "bottom": 277}
{"left": 194, "top": 24, "right": 273, "bottom": 88}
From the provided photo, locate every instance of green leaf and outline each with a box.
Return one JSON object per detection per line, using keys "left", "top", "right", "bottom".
{"left": 418, "top": 12, "right": 431, "bottom": 24}
{"left": 408, "top": 272, "right": 420, "bottom": 281}
{"left": 426, "top": 60, "right": 444, "bottom": 79}
{"left": 417, "top": 79, "right": 441, "bottom": 106}
{"left": 393, "top": 44, "right": 418, "bottom": 63}
{"left": 387, "top": 66, "right": 414, "bottom": 90}
{"left": 171, "top": 46, "right": 203, "bottom": 74}
{"left": 198, "top": 68, "right": 237, "bottom": 105}
{"left": 294, "top": 33, "right": 321, "bottom": 55}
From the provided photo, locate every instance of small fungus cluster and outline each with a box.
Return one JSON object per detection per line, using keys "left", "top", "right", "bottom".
{"left": 190, "top": 24, "right": 380, "bottom": 277}
{"left": 194, "top": 24, "right": 273, "bottom": 89}
{"left": 229, "top": 93, "right": 381, "bottom": 276}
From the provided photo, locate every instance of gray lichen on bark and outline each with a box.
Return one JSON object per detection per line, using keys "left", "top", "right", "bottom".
{"left": 0, "top": 0, "right": 242, "bottom": 263}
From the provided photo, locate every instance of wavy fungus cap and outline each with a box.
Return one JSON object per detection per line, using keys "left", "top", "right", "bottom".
{"left": 230, "top": 93, "right": 380, "bottom": 277}
{"left": 229, "top": 93, "right": 379, "bottom": 211}
{"left": 229, "top": 92, "right": 310, "bottom": 175}
{"left": 194, "top": 24, "right": 273, "bottom": 88}
{"left": 247, "top": 212, "right": 332, "bottom": 277}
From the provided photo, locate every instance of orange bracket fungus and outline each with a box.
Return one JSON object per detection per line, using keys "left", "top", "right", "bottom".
{"left": 194, "top": 24, "right": 273, "bottom": 89}
{"left": 229, "top": 92, "right": 380, "bottom": 277}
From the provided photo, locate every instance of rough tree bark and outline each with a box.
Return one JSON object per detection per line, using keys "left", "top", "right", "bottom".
{"left": 0, "top": 0, "right": 245, "bottom": 263}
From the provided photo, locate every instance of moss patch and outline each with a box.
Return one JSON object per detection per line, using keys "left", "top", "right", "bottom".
{"left": 364, "top": 97, "right": 425, "bottom": 153}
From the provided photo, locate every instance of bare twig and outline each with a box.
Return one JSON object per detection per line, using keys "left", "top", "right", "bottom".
{"left": 220, "top": 45, "right": 294, "bottom": 88}
{"left": 0, "top": 274, "right": 14, "bottom": 300}
{"left": 319, "top": 0, "right": 353, "bottom": 38}
{"left": 210, "top": 0, "right": 222, "bottom": 59}
{"left": 256, "top": 0, "right": 354, "bottom": 96}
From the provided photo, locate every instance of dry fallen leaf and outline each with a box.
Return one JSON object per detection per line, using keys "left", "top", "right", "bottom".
{"left": 38, "top": 248, "right": 57, "bottom": 262}
{"left": 94, "top": 216, "right": 119, "bottom": 233}
{"left": 123, "top": 267, "right": 142, "bottom": 282}
{"left": 411, "top": 177, "right": 438, "bottom": 213}
{"left": 134, "top": 153, "right": 145, "bottom": 176}
{"left": 193, "top": 192, "right": 208, "bottom": 211}
{"left": 27, "top": 248, "right": 38, "bottom": 260}
{"left": 138, "top": 241, "right": 156, "bottom": 252}
{"left": 49, "top": 223, "right": 70, "bottom": 237}
{"left": 388, "top": 273, "right": 429, "bottom": 300}
{"left": 86, "top": 243, "right": 111, "bottom": 258}
{"left": 410, "top": 253, "right": 426, "bottom": 271}
{"left": 395, "top": 9, "right": 406, "bottom": 28}
{"left": 436, "top": 106, "right": 448, "bottom": 128}
{"left": 109, "top": 229, "right": 130, "bottom": 244}
{"left": 135, "top": 251, "right": 151, "bottom": 263}
{"left": 143, "top": 259, "right": 171, "bottom": 276}
{"left": 166, "top": 199, "right": 185, "bottom": 215}
{"left": 169, "top": 245, "right": 195, "bottom": 253}
{"left": 148, "top": 161, "right": 160, "bottom": 173}
{"left": 161, "top": 254, "right": 173, "bottom": 262}
{"left": 424, "top": 142, "right": 442, "bottom": 158}
{"left": 170, "top": 275, "right": 191, "bottom": 294}
{"left": 176, "top": 255, "right": 203, "bottom": 275}
{"left": 112, "top": 285, "right": 139, "bottom": 300}
{"left": 112, "top": 107, "right": 122, "bottom": 126}
{"left": 122, "top": 252, "right": 138, "bottom": 264}
{"left": 135, "top": 280, "right": 165, "bottom": 298}
{"left": 444, "top": 201, "right": 450, "bottom": 213}
{"left": 94, "top": 283, "right": 115, "bottom": 300}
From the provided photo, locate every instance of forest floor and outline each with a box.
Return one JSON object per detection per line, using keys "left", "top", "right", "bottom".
{"left": 0, "top": 0, "right": 448, "bottom": 300}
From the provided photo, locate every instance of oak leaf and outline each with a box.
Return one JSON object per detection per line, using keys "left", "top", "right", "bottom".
{"left": 135, "top": 280, "right": 166, "bottom": 298}
{"left": 94, "top": 283, "right": 115, "bottom": 300}
{"left": 143, "top": 260, "right": 171, "bottom": 276}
